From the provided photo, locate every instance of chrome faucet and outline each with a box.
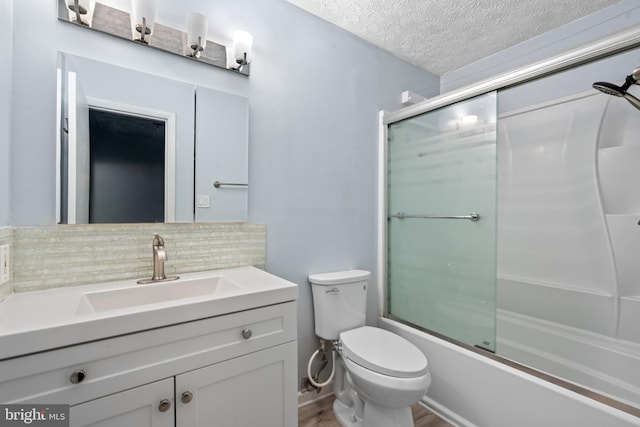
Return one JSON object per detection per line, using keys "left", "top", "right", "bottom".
{"left": 137, "top": 233, "right": 180, "bottom": 284}
{"left": 151, "top": 233, "right": 168, "bottom": 280}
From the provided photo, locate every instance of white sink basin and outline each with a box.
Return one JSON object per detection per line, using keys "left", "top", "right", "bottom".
{"left": 0, "top": 266, "right": 298, "bottom": 360}
{"left": 79, "top": 276, "right": 242, "bottom": 313}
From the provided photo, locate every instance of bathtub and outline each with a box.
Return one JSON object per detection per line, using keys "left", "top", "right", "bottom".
{"left": 379, "top": 317, "right": 640, "bottom": 427}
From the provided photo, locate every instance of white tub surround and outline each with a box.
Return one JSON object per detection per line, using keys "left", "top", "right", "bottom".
{"left": 497, "top": 308, "right": 640, "bottom": 408}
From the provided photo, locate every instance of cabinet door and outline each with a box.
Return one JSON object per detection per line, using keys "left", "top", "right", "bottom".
{"left": 69, "top": 378, "right": 174, "bottom": 427}
{"left": 176, "top": 341, "right": 297, "bottom": 427}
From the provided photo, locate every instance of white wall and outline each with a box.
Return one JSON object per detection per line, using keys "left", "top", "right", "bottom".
{"left": 0, "top": 0, "right": 12, "bottom": 227}
{"left": 9, "top": 0, "right": 439, "bottom": 386}
{"left": 441, "top": 0, "right": 640, "bottom": 92}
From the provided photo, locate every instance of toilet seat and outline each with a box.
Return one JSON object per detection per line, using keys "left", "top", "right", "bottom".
{"left": 339, "top": 326, "right": 428, "bottom": 378}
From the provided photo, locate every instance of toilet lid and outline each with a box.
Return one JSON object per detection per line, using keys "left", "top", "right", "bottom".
{"left": 339, "top": 326, "right": 428, "bottom": 378}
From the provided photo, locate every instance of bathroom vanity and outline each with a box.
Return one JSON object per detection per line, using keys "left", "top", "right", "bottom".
{"left": 0, "top": 266, "right": 298, "bottom": 427}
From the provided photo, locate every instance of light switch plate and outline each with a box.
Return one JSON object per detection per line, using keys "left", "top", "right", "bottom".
{"left": 0, "top": 245, "right": 9, "bottom": 284}
{"left": 197, "top": 194, "right": 210, "bottom": 208}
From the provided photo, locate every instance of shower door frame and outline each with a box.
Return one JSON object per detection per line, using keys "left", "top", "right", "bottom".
{"left": 377, "top": 25, "right": 640, "bottom": 417}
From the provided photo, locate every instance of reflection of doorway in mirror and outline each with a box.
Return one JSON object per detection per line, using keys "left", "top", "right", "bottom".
{"left": 89, "top": 109, "right": 165, "bottom": 223}
{"left": 60, "top": 77, "right": 178, "bottom": 224}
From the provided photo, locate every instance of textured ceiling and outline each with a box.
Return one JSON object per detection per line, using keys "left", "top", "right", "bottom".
{"left": 285, "top": 0, "right": 620, "bottom": 75}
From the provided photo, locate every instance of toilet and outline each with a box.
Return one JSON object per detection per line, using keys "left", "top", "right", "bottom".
{"left": 308, "top": 270, "right": 431, "bottom": 427}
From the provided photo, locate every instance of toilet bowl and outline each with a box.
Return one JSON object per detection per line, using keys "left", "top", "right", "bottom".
{"left": 340, "top": 326, "right": 431, "bottom": 408}
{"left": 308, "top": 270, "right": 431, "bottom": 427}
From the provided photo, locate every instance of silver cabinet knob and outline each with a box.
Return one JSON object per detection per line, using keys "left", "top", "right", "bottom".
{"left": 181, "top": 391, "right": 193, "bottom": 404}
{"left": 69, "top": 369, "right": 86, "bottom": 384}
{"left": 158, "top": 399, "right": 172, "bottom": 413}
{"left": 241, "top": 328, "right": 252, "bottom": 339}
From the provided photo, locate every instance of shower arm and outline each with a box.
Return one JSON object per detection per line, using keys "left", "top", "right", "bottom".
{"left": 623, "top": 92, "right": 640, "bottom": 110}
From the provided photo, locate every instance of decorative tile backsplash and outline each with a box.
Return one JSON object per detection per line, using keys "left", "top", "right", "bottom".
{"left": 11, "top": 223, "right": 266, "bottom": 293}
{"left": 0, "top": 227, "right": 12, "bottom": 301}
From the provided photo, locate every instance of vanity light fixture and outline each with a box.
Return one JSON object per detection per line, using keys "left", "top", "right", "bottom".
{"left": 187, "top": 12, "right": 208, "bottom": 59}
{"left": 66, "top": 0, "right": 93, "bottom": 26}
{"left": 231, "top": 31, "right": 253, "bottom": 71}
{"left": 131, "top": 0, "right": 156, "bottom": 45}
{"left": 58, "top": 1, "right": 252, "bottom": 75}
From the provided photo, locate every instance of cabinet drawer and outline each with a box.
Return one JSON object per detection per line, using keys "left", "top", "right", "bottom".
{"left": 0, "top": 301, "right": 296, "bottom": 405}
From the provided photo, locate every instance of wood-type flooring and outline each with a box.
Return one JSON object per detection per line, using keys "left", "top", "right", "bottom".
{"left": 298, "top": 394, "right": 454, "bottom": 427}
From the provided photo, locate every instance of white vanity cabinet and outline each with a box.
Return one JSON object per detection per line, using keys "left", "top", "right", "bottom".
{"left": 0, "top": 301, "right": 297, "bottom": 427}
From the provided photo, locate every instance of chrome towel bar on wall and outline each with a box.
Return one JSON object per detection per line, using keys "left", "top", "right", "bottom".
{"left": 389, "top": 212, "right": 480, "bottom": 222}
{"left": 213, "top": 181, "right": 248, "bottom": 188}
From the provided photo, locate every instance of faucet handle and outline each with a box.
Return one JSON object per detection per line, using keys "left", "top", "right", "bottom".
{"left": 157, "top": 247, "right": 168, "bottom": 261}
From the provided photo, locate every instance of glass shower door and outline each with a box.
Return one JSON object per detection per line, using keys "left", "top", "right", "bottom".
{"left": 387, "top": 92, "right": 497, "bottom": 351}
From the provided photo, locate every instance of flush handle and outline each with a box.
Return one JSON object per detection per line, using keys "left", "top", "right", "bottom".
{"left": 326, "top": 288, "right": 340, "bottom": 295}
{"left": 242, "top": 328, "right": 252, "bottom": 339}
{"left": 69, "top": 369, "right": 86, "bottom": 384}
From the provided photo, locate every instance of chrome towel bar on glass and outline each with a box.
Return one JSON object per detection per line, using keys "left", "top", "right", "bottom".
{"left": 213, "top": 181, "right": 249, "bottom": 188}
{"left": 389, "top": 212, "right": 480, "bottom": 222}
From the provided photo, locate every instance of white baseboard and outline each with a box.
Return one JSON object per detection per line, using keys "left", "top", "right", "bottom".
{"left": 420, "top": 396, "right": 474, "bottom": 427}
{"left": 297, "top": 386, "right": 334, "bottom": 407}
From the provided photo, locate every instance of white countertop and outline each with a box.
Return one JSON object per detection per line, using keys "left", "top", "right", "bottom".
{"left": 0, "top": 266, "right": 298, "bottom": 360}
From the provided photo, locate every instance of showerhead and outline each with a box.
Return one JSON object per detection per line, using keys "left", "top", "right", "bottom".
{"left": 593, "top": 70, "right": 640, "bottom": 111}
{"left": 592, "top": 81, "right": 626, "bottom": 97}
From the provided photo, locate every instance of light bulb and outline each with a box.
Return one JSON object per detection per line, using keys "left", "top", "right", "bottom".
{"left": 233, "top": 31, "right": 253, "bottom": 65}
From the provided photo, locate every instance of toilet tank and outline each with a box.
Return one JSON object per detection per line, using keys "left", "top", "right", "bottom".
{"left": 308, "top": 270, "right": 371, "bottom": 340}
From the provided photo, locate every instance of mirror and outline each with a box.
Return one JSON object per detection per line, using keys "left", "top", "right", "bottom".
{"left": 57, "top": 52, "right": 248, "bottom": 223}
